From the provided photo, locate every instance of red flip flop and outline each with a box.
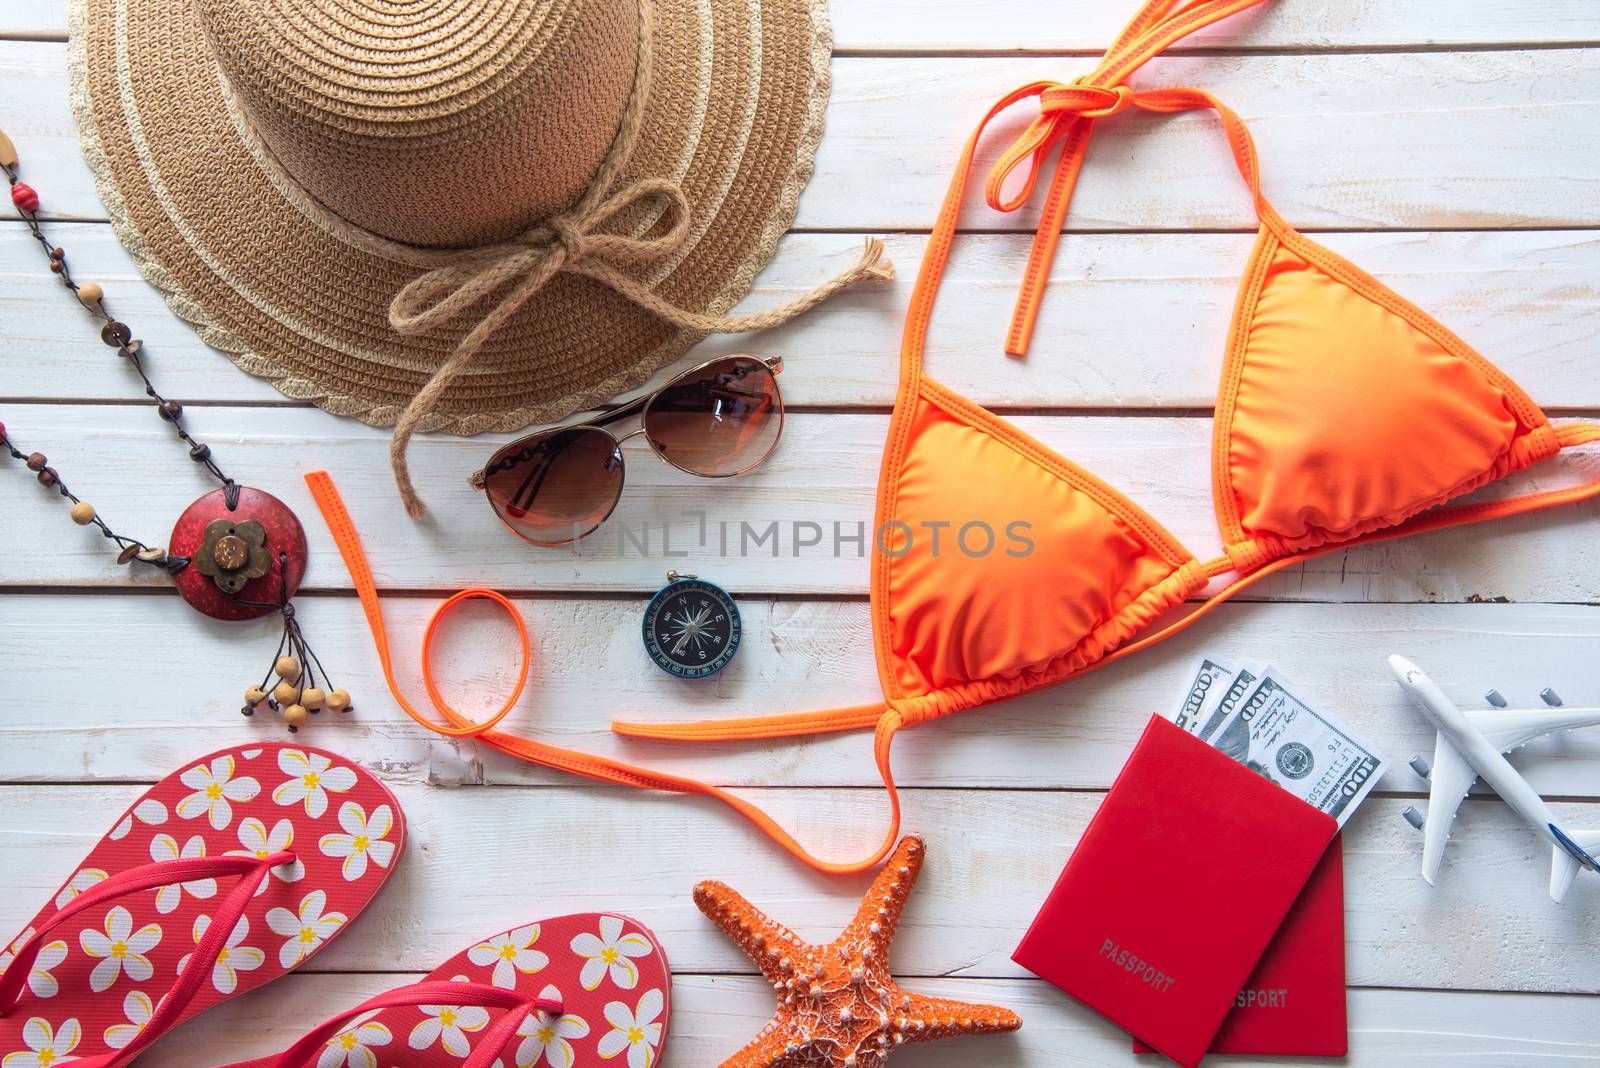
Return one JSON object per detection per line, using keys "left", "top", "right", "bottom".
{"left": 218, "top": 913, "right": 671, "bottom": 1068}
{"left": 0, "top": 743, "right": 405, "bottom": 1066}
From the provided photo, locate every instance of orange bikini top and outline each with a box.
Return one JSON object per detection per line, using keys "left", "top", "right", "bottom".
{"left": 315, "top": 0, "right": 1600, "bottom": 878}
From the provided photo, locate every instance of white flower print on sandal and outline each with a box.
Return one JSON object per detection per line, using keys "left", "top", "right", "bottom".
{"left": 0, "top": 744, "right": 405, "bottom": 1066}
{"left": 215, "top": 914, "right": 670, "bottom": 1068}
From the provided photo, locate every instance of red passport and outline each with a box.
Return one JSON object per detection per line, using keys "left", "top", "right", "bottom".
{"left": 1133, "top": 838, "right": 1347, "bottom": 1057}
{"left": 1013, "top": 715, "right": 1341, "bottom": 1068}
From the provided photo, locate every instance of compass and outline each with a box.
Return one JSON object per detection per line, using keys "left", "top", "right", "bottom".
{"left": 642, "top": 571, "right": 741, "bottom": 678}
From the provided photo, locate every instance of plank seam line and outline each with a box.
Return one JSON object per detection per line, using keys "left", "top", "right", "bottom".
{"left": 167, "top": 968, "right": 1600, "bottom": 995}
{"left": 6, "top": 783, "right": 1598, "bottom": 804}
{"left": 7, "top": 401, "right": 1600, "bottom": 422}
{"left": 6, "top": 32, "right": 1600, "bottom": 54}
{"left": 4, "top": 586, "right": 1598, "bottom": 609}
{"left": 833, "top": 41, "right": 1600, "bottom": 59}
{"left": 11, "top": 218, "right": 1600, "bottom": 236}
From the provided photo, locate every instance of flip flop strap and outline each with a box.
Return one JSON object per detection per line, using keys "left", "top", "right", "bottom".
{"left": 262, "top": 979, "right": 562, "bottom": 1068}
{"left": 0, "top": 851, "right": 293, "bottom": 1056}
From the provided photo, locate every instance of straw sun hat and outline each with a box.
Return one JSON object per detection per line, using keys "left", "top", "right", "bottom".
{"left": 69, "top": 0, "right": 892, "bottom": 516}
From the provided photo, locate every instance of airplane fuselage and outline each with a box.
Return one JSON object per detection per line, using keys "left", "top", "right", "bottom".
{"left": 1392, "top": 661, "right": 1561, "bottom": 852}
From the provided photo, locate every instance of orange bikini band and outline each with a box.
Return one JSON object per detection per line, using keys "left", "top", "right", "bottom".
{"left": 304, "top": 470, "right": 901, "bottom": 875}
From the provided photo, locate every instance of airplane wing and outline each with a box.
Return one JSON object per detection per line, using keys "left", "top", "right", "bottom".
{"left": 1420, "top": 708, "right": 1600, "bottom": 884}
{"left": 1464, "top": 706, "right": 1600, "bottom": 756}
{"left": 1420, "top": 732, "right": 1478, "bottom": 885}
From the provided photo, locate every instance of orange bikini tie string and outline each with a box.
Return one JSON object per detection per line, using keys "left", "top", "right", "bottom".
{"left": 978, "top": 0, "right": 1273, "bottom": 355}
{"left": 303, "top": 470, "right": 900, "bottom": 875}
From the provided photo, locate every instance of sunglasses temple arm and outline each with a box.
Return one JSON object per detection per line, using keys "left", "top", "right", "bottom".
{"left": 511, "top": 451, "right": 557, "bottom": 511}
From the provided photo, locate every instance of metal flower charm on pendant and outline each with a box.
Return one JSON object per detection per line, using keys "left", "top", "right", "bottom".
{"left": 642, "top": 572, "right": 741, "bottom": 678}
{"left": 195, "top": 517, "right": 271, "bottom": 593}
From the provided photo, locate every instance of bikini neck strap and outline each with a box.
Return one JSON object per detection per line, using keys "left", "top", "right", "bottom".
{"left": 900, "top": 0, "right": 1274, "bottom": 380}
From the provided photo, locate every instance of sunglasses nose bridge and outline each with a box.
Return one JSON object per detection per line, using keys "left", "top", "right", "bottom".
{"left": 615, "top": 427, "right": 650, "bottom": 445}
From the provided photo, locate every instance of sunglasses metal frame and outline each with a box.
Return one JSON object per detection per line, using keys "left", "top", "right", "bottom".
{"left": 470, "top": 353, "right": 785, "bottom": 545}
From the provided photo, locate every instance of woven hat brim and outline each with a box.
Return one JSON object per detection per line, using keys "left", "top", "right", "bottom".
{"left": 68, "top": 0, "right": 832, "bottom": 435}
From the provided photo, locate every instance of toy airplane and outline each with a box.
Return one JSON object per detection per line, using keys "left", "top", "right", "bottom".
{"left": 1386, "top": 655, "right": 1600, "bottom": 902}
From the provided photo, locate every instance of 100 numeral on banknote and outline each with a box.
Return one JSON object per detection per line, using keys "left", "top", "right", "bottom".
{"left": 1171, "top": 656, "right": 1260, "bottom": 743}
{"left": 1173, "top": 657, "right": 1232, "bottom": 735}
{"left": 1210, "top": 673, "right": 1387, "bottom": 828}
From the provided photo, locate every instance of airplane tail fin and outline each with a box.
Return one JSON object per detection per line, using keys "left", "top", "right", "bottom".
{"left": 1548, "top": 825, "right": 1600, "bottom": 903}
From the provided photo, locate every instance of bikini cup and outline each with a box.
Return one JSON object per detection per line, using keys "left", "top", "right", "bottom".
{"left": 613, "top": 0, "right": 1600, "bottom": 875}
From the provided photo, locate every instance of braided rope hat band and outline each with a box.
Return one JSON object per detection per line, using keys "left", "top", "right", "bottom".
{"left": 69, "top": 0, "right": 890, "bottom": 515}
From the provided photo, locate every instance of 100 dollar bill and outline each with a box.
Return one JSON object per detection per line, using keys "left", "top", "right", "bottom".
{"left": 1207, "top": 671, "right": 1387, "bottom": 829}
{"left": 1170, "top": 657, "right": 1260, "bottom": 742}
{"left": 1171, "top": 656, "right": 1234, "bottom": 736}
{"left": 1197, "top": 664, "right": 1259, "bottom": 742}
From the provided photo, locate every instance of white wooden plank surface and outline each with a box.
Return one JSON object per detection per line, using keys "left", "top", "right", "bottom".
{"left": 7, "top": 226, "right": 1599, "bottom": 411}
{"left": 4, "top": 1, "right": 1599, "bottom": 1061}
{"left": 831, "top": 0, "right": 1600, "bottom": 52}
{"left": 5, "top": 596, "right": 1599, "bottom": 796}
{"left": 6, "top": 0, "right": 1600, "bottom": 51}
{"left": 2, "top": 404, "right": 1595, "bottom": 598}
{"left": 6, "top": 782, "right": 1600, "bottom": 992}
{"left": 6, "top": 45, "right": 1600, "bottom": 232}
{"left": 116, "top": 975, "right": 1600, "bottom": 1068}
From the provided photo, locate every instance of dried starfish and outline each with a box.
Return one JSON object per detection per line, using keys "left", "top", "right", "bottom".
{"left": 694, "top": 834, "right": 1022, "bottom": 1066}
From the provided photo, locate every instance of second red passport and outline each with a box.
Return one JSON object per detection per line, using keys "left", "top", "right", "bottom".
{"left": 1133, "top": 839, "right": 1347, "bottom": 1058}
{"left": 1013, "top": 715, "right": 1339, "bottom": 1068}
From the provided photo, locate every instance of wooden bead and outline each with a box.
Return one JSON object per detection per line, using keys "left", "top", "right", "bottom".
{"left": 158, "top": 400, "right": 183, "bottom": 421}
{"left": 76, "top": 282, "right": 103, "bottom": 308}
{"left": 212, "top": 534, "right": 249, "bottom": 570}
{"left": 283, "top": 704, "right": 310, "bottom": 729}
{"left": 274, "top": 655, "right": 300, "bottom": 679}
{"left": 300, "top": 687, "right": 326, "bottom": 710}
{"left": 49, "top": 246, "right": 64, "bottom": 261}
{"left": 69, "top": 501, "right": 96, "bottom": 525}
{"left": 272, "top": 680, "right": 299, "bottom": 706}
{"left": 49, "top": 260, "right": 64, "bottom": 274}
{"left": 10, "top": 182, "right": 38, "bottom": 214}
{"left": 0, "top": 128, "right": 16, "bottom": 169}
{"left": 137, "top": 547, "right": 166, "bottom": 562}
{"left": 326, "top": 688, "right": 350, "bottom": 712}
{"left": 116, "top": 545, "right": 140, "bottom": 565}
{"left": 25, "top": 452, "right": 45, "bottom": 471}
{"left": 244, "top": 685, "right": 269, "bottom": 707}
{"left": 36, "top": 467, "right": 57, "bottom": 487}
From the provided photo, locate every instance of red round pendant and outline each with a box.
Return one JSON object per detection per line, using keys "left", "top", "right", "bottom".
{"left": 169, "top": 486, "right": 308, "bottom": 621}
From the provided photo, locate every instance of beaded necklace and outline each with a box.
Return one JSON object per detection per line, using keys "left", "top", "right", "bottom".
{"left": 1, "top": 128, "right": 349, "bottom": 732}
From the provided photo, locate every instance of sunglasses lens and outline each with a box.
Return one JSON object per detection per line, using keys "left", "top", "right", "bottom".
{"left": 643, "top": 356, "right": 782, "bottom": 476}
{"left": 482, "top": 427, "right": 623, "bottom": 544}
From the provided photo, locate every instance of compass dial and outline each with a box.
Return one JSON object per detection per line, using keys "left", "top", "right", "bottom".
{"left": 642, "top": 578, "right": 741, "bottom": 678}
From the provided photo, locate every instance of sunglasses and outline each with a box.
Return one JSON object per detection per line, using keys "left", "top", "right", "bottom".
{"left": 470, "top": 354, "right": 784, "bottom": 545}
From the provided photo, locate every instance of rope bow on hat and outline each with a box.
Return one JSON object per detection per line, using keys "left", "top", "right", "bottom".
{"left": 386, "top": 176, "right": 894, "bottom": 518}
